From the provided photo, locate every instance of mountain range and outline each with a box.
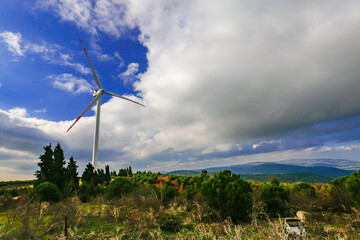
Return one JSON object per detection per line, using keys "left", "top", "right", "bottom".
{"left": 167, "top": 159, "right": 359, "bottom": 183}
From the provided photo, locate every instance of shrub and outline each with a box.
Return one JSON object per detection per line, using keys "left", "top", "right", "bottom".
{"left": 201, "top": 170, "right": 253, "bottom": 222}
{"left": 259, "top": 183, "right": 289, "bottom": 217}
{"left": 30, "top": 182, "right": 62, "bottom": 202}
{"left": 270, "top": 177, "right": 280, "bottom": 186}
{"left": 79, "top": 181, "right": 97, "bottom": 202}
{"left": 291, "top": 182, "right": 316, "bottom": 198}
{"left": 158, "top": 183, "right": 178, "bottom": 204}
{"left": 346, "top": 169, "right": 360, "bottom": 209}
{"left": 158, "top": 214, "right": 182, "bottom": 232}
{"left": 329, "top": 176, "right": 354, "bottom": 212}
{"left": 107, "top": 176, "right": 136, "bottom": 199}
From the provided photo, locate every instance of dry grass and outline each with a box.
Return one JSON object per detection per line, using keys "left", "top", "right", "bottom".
{"left": 1, "top": 193, "right": 359, "bottom": 239}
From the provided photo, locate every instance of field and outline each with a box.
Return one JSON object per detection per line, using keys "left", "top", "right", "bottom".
{"left": 0, "top": 193, "right": 360, "bottom": 239}
{"left": 1, "top": 172, "right": 360, "bottom": 239}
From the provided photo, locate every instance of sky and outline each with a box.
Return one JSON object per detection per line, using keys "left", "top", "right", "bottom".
{"left": 0, "top": 0, "right": 360, "bottom": 180}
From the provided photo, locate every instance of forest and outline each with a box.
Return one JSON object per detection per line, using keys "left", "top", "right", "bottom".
{"left": 0, "top": 143, "right": 360, "bottom": 239}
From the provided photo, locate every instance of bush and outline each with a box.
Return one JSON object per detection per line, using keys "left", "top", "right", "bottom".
{"left": 329, "top": 176, "right": 354, "bottom": 212}
{"left": 107, "top": 176, "right": 136, "bottom": 199}
{"left": 201, "top": 170, "right": 253, "bottom": 222}
{"left": 260, "top": 183, "right": 289, "bottom": 217}
{"left": 291, "top": 182, "right": 316, "bottom": 198}
{"left": 79, "top": 181, "right": 98, "bottom": 203}
{"left": 346, "top": 169, "right": 360, "bottom": 209}
{"left": 158, "top": 214, "right": 182, "bottom": 232}
{"left": 158, "top": 183, "right": 178, "bottom": 204}
{"left": 30, "top": 182, "right": 62, "bottom": 202}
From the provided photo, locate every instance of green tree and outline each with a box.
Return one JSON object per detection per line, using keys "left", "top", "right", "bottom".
{"left": 330, "top": 176, "right": 353, "bottom": 212}
{"left": 82, "top": 163, "right": 97, "bottom": 184}
{"left": 105, "top": 165, "right": 111, "bottom": 185}
{"left": 107, "top": 176, "right": 136, "bottom": 199}
{"left": 291, "top": 182, "right": 316, "bottom": 198}
{"left": 30, "top": 182, "right": 62, "bottom": 202}
{"left": 65, "top": 156, "right": 79, "bottom": 193}
{"left": 270, "top": 177, "right": 280, "bottom": 186}
{"left": 35, "top": 143, "right": 67, "bottom": 191}
{"left": 201, "top": 170, "right": 253, "bottom": 222}
{"left": 53, "top": 143, "right": 66, "bottom": 191}
{"left": 260, "top": 183, "right": 289, "bottom": 217}
{"left": 118, "top": 168, "right": 127, "bottom": 177}
{"left": 35, "top": 144, "right": 54, "bottom": 182}
{"left": 346, "top": 169, "right": 360, "bottom": 209}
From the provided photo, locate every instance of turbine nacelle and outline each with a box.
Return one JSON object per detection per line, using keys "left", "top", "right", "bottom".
{"left": 93, "top": 89, "right": 102, "bottom": 97}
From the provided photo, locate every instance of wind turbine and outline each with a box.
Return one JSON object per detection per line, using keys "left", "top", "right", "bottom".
{"left": 66, "top": 39, "right": 145, "bottom": 170}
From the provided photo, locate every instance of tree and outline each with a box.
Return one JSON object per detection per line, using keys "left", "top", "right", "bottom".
{"left": 346, "top": 169, "right": 360, "bottom": 209}
{"left": 35, "top": 144, "right": 54, "bottom": 182}
{"left": 35, "top": 143, "right": 67, "bottom": 192}
{"left": 105, "top": 165, "right": 111, "bottom": 185}
{"left": 65, "top": 156, "right": 79, "bottom": 192}
{"left": 30, "top": 182, "right": 62, "bottom": 202}
{"left": 53, "top": 143, "right": 66, "bottom": 191}
{"left": 270, "top": 177, "right": 280, "bottom": 186}
{"left": 260, "top": 183, "right": 289, "bottom": 217}
{"left": 201, "top": 170, "right": 253, "bottom": 222}
{"left": 330, "top": 176, "right": 353, "bottom": 212}
{"left": 82, "top": 163, "right": 96, "bottom": 185}
{"left": 107, "top": 176, "right": 136, "bottom": 199}
{"left": 118, "top": 166, "right": 133, "bottom": 177}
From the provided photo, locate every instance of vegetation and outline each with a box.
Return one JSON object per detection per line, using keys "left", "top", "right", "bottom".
{"left": 107, "top": 176, "right": 136, "bottom": 199}
{"left": 0, "top": 143, "right": 360, "bottom": 239}
{"left": 346, "top": 169, "right": 360, "bottom": 209}
{"left": 169, "top": 171, "right": 335, "bottom": 183}
{"left": 30, "top": 182, "right": 62, "bottom": 203}
{"left": 201, "top": 170, "right": 253, "bottom": 222}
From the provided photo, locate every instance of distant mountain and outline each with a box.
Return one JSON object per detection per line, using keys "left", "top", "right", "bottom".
{"left": 166, "top": 170, "right": 334, "bottom": 183}
{"left": 167, "top": 170, "right": 201, "bottom": 176}
{"left": 198, "top": 162, "right": 354, "bottom": 178}
{"left": 276, "top": 159, "right": 360, "bottom": 171}
{"left": 240, "top": 173, "right": 334, "bottom": 184}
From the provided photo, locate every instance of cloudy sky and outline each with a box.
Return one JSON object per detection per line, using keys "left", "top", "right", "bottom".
{"left": 1, "top": 0, "right": 360, "bottom": 180}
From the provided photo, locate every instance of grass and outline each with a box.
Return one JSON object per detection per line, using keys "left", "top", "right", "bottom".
{"left": 1, "top": 193, "right": 360, "bottom": 239}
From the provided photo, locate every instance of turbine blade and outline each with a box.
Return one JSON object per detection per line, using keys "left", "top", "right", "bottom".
{"left": 103, "top": 90, "right": 146, "bottom": 107}
{"left": 66, "top": 93, "right": 102, "bottom": 132}
{"left": 79, "top": 38, "right": 103, "bottom": 89}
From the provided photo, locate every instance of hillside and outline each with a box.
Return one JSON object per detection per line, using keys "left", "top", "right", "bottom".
{"left": 200, "top": 162, "right": 353, "bottom": 178}
{"left": 240, "top": 172, "right": 334, "bottom": 183}
{"left": 167, "top": 170, "right": 334, "bottom": 183}
{"left": 277, "top": 159, "right": 360, "bottom": 171}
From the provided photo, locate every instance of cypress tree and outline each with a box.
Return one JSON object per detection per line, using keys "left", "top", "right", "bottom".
{"left": 35, "top": 144, "right": 54, "bottom": 183}
{"left": 66, "top": 156, "right": 79, "bottom": 189}
{"left": 105, "top": 165, "right": 111, "bottom": 185}
{"left": 53, "top": 143, "right": 66, "bottom": 191}
{"left": 82, "top": 163, "right": 96, "bottom": 184}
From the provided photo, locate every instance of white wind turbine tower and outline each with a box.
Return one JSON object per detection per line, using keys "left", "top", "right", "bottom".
{"left": 67, "top": 39, "right": 145, "bottom": 170}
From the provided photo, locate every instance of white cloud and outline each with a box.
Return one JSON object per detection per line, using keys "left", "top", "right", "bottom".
{"left": 49, "top": 73, "right": 94, "bottom": 94}
{"left": 114, "top": 52, "right": 124, "bottom": 68}
{"left": 335, "top": 145, "right": 360, "bottom": 151}
{"left": 9, "top": 107, "right": 28, "bottom": 118}
{"left": 119, "top": 62, "right": 139, "bottom": 84}
{"left": 33, "top": 108, "right": 47, "bottom": 113}
{"left": 58, "top": 53, "right": 91, "bottom": 75}
{"left": 34, "top": 0, "right": 360, "bottom": 164}
{"left": 0, "top": 31, "right": 91, "bottom": 74}
{"left": 0, "top": 31, "right": 23, "bottom": 56}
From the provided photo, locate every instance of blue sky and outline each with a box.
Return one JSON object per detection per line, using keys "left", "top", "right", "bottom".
{"left": 1, "top": 0, "right": 360, "bottom": 180}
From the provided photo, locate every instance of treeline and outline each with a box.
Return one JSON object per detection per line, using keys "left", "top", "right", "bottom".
{"left": 3, "top": 143, "right": 360, "bottom": 224}
{"left": 0, "top": 180, "right": 36, "bottom": 188}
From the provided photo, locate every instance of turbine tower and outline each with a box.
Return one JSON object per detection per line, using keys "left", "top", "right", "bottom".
{"left": 67, "top": 39, "right": 145, "bottom": 170}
